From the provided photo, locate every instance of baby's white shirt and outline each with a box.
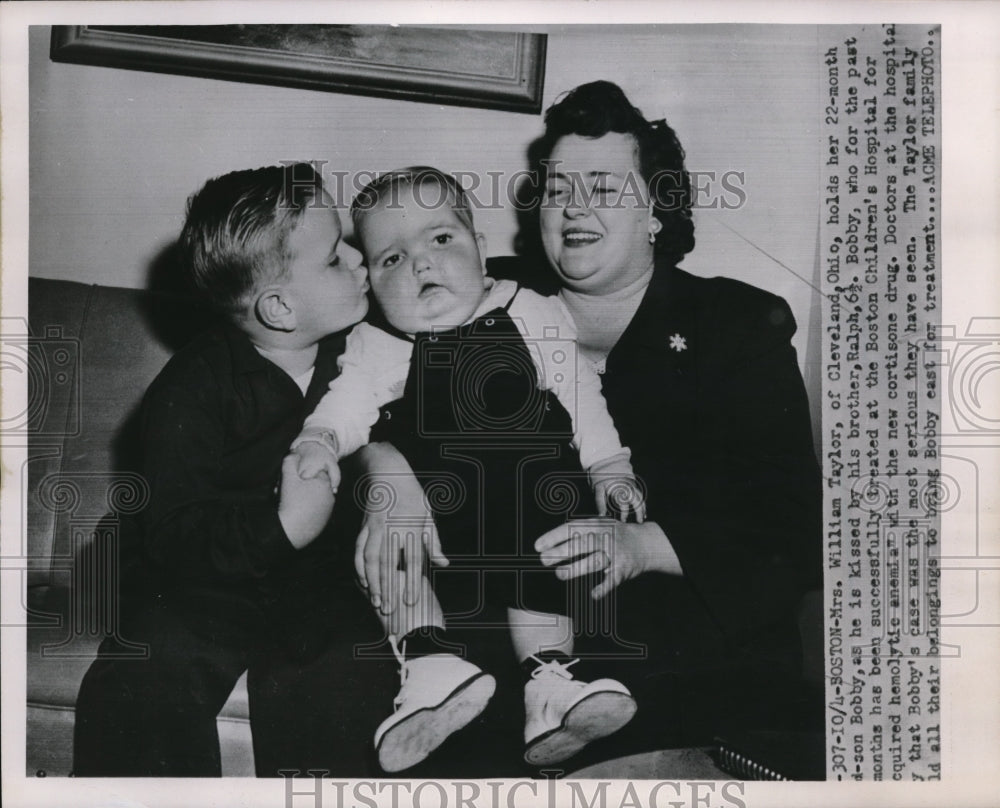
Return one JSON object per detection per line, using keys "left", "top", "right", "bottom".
{"left": 297, "top": 279, "right": 629, "bottom": 471}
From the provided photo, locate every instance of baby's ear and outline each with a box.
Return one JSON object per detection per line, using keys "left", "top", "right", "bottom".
{"left": 475, "top": 232, "right": 488, "bottom": 275}
{"left": 255, "top": 286, "right": 295, "bottom": 332}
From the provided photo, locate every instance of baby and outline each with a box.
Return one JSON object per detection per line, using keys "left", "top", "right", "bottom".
{"left": 293, "top": 167, "right": 642, "bottom": 772}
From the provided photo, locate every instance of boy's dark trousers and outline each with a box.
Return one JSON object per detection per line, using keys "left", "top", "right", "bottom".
{"left": 74, "top": 581, "right": 275, "bottom": 777}
{"left": 72, "top": 565, "right": 393, "bottom": 777}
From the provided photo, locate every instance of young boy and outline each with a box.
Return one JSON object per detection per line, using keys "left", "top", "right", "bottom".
{"left": 73, "top": 163, "right": 370, "bottom": 776}
{"left": 292, "top": 167, "right": 643, "bottom": 772}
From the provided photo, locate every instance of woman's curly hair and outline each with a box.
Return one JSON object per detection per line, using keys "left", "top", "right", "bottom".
{"left": 535, "top": 81, "right": 695, "bottom": 267}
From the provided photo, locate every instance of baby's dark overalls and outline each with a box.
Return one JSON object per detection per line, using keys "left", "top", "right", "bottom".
{"left": 374, "top": 292, "right": 595, "bottom": 622}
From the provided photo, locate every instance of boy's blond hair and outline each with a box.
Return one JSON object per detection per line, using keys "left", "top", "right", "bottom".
{"left": 179, "top": 162, "right": 325, "bottom": 317}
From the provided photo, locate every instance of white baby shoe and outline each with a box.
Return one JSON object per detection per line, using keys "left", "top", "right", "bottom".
{"left": 374, "top": 638, "right": 496, "bottom": 773}
{"left": 523, "top": 655, "right": 637, "bottom": 766}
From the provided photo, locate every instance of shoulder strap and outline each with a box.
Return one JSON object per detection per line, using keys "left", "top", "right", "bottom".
{"left": 502, "top": 282, "right": 523, "bottom": 313}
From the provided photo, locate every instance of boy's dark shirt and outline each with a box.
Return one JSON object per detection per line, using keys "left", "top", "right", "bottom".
{"left": 125, "top": 323, "right": 352, "bottom": 604}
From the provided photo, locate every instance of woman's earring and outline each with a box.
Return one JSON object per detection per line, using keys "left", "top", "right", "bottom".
{"left": 648, "top": 219, "right": 662, "bottom": 244}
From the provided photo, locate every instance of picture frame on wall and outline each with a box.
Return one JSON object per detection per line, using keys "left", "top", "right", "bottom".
{"left": 49, "top": 25, "right": 547, "bottom": 114}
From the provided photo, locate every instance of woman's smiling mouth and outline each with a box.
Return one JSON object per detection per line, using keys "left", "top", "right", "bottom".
{"left": 562, "top": 229, "right": 603, "bottom": 247}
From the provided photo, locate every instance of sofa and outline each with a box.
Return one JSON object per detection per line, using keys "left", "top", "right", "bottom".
{"left": 23, "top": 273, "right": 823, "bottom": 780}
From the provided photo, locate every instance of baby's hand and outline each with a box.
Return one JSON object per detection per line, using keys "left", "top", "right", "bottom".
{"left": 294, "top": 441, "right": 342, "bottom": 494}
{"left": 591, "top": 456, "right": 646, "bottom": 524}
{"left": 594, "top": 477, "right": 645, "bottom": 524}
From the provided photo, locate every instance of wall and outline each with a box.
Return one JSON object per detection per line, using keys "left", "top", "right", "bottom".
{"left": 29, "top": 24, "right": 823, "bottom": 401}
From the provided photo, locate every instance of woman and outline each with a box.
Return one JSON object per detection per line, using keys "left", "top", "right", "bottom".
{"left": 525, "top": 80, "right": 823, "bottom": 749}
{"left": 357, "top": 80, "right": 822, "bottom": 764}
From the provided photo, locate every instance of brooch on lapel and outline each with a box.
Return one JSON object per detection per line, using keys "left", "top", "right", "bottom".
{"left": 669, "top": 333, "right": 688, "bottom": 352}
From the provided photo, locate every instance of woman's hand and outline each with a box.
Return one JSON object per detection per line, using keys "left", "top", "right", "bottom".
{"left": 354, "top": 443, "right": 448, "bottom": 613}
{"left": 534, "top": 517, "right": 682, "bottom": 599}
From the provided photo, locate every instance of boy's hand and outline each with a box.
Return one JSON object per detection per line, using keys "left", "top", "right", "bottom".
{"left": 294, "top": 441, "right": 342, "bottom": 493}
{"left": 354, "top": 444, "right": 448, "bottom": 614}
{"left": 591, "top": 457, "right": 646, "bottom": 524}
{"left": 278, "top": 454, "right": 335, "bottom": 549}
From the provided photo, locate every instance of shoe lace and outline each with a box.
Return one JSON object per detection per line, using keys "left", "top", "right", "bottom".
{"left": 389, "top": 635, "right": 409, "bottom": 710}
{"left": 528, "top": 654, "right": 579, "bottom": 681}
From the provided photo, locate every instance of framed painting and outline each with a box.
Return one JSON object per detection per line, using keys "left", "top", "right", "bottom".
{"left": 50, "top": 25, "right": 547, "bottom": 113}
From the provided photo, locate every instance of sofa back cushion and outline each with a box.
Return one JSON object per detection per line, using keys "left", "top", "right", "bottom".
{"left": 27, "top": 277, "right": 215, "bottom": 588}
